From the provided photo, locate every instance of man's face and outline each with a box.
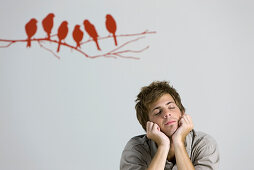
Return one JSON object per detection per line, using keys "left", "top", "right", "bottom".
{"left": 148, "top": 93, "right": 182, "bottom": 137}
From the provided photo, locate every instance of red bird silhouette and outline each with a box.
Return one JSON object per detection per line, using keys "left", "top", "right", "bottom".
{"left": 105, "top": 14, "right": 117, "bottom": 46}
{"left": 72, "top": 25, "right": 83, "bottom": 49}
{"left": 57, "top": 21, "right": 68, "bottom": 53}
{"left": 42, "top": 13, "right": 55, "bottom": 40}
{"left": 83, "top": 20, "right": 101, "bottom": 51}
{"left": 25, "top": 18, "right": 37, "bottom": 48}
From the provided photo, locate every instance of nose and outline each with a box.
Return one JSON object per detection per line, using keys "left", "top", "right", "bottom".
{"left": 163, "top": 110, "right": 171, "bottom": 118}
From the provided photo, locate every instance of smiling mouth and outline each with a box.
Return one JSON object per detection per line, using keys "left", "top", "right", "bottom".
{"left": 165, "top": 121, "right": 176, "bottom": 125}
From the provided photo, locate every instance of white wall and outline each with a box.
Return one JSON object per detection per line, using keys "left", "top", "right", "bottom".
{"left": 1, "top": 0, "right": 254, "bottom": 169}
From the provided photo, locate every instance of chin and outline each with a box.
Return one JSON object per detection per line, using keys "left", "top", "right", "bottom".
{"left": 164, "top": 127, "right": 178, "bottom": 137}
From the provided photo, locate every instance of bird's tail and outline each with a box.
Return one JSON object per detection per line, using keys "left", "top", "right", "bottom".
{"left": 27, "top": 38, "right": 31, "bottom": 48}
{"left": 113, "top": 34, "right": 117, "bottom": 46}
{"left": 57, "top": 41, "right": 61, "bottom": 52}
{"left": 76, "top": 42, "right": 81, "bottom": 49}
{"left": 47, "top": 33, "right": 51, "bottom": 40}
{"left": 94, "top": 39, "right": 101, "bottom": 51}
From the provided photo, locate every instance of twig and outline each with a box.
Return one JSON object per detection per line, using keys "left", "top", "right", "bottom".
{"left": 37, "top": 41, "right": 60, "bottom": 59}
{"left": 80, "top": 30, "right": 156, "bottom": 45}
{"left": 89, "top": 36, "right": 147, "bottom": 60}
{"left": 0, "top": 30, "right": 155, "bottom": 60}
{"left": 116, "top": 46, "right": 150, "bottom": 54}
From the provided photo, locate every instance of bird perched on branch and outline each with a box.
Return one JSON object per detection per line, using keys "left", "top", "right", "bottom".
{"left": 105, "top": 14, "right": 117, "bottom": 46}
{"left": 83, "top": 20, "right": 101, "bottom": 51}
{"left": 25, "top": 18, "right": 37, "bottom": 48}
{"left": 57, "top": 21, "right": 68, "bottom": 52}
{"left": 72, "top": 25, "right": 83, "bottom": 49}
{"left": 42, "top": 13, "right": 55, "bottom": 40}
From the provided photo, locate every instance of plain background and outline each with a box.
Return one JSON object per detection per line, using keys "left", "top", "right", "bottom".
{"left": 1, "top": 0, "right": 254, "bottom": 169}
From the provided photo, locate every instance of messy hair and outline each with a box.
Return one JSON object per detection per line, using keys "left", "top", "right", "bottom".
{"left": 135, "top": 81, "right": 185, "bottom": 131}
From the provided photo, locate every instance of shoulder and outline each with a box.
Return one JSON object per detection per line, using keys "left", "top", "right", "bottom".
{"left": 120, "top": 134, "right": 152, "bottom": 168}
{"left": 191, "top": 130, "right": 218, "bottom": 150}
{"left": 189, "top": 130, "right": 220, "bottom": 168}
{"left": 123, "top": 134, "right": 150, "bottom": 151}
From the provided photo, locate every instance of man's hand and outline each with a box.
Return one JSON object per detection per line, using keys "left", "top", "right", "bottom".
{"left": 172, "top": 114, "right": 193, "bottom": 144}
{"left": 146, "top": 121, "right": 170, "bottom": 148}
{"left": 146, "top": 121, "right": 170, "bottom": 170}
{"left": 172, "top": 114, "right": 195, "bottom": 170}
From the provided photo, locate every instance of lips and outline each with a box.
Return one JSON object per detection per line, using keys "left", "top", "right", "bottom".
{"left": 165, "top": 120, "right": 176, "bottom": 125}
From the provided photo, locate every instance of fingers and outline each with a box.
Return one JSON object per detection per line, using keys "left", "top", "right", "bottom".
{"left": 146, "top": 121, "right": 160, "bottom": 132}
{"left": 179, "top": 114, "right": 194, "bottom": 130}
{"left": 146, "top": 121, "right": 170, "bottom": 147}
{"left": 146, "top": 121, "right": 160, "bottom": 139}
{"left": 146, "top": 121, "right": 152, "bottom": 132}
{"left": 153, "top": 122, "right": 160, "bottom": 131}
{"left": 146, "top": 121, "right": 155, "bottom": 139}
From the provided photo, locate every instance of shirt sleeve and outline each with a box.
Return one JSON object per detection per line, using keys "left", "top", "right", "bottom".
{"left": 192, "top": 135, "right": 220, "bottom": 170}
{"left": 120, "top": 144, "right": 151, "bottom": 170}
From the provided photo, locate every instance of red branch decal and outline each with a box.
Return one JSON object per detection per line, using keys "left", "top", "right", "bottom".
{"left": 0, "top": 13, "right": 156, "bottom": 60}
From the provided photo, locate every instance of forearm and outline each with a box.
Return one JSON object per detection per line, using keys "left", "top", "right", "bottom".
{"left": 147, "top": 145, "right": 169, "bottom": 170}
{"left": 174, "top": 142, "right": 195, "bottom": 170}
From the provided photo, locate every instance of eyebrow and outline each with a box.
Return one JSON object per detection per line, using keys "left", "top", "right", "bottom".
{"left": 152, "top": 101, "right": 174, "bottom": 112}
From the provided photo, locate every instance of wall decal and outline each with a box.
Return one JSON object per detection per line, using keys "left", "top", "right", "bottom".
{"left": 84, "top": 19, "right": 101, "bottom": 51}
{"left": 0, "top": 13, "right": 156, "bottom": 60}
{"left": 25, "top": 18, "right": 38, "bottom": 48}
{"left": 42, "top": 13, "right": 55, "bottom": 41}
{"left": 57, "top": 21, "right": 69, "bottom": 53}
{"left": 106, "top": 14, "right": 118, "bottom": 46}
{"left": 72, "top": 25, "right": 83, "bottom": 49}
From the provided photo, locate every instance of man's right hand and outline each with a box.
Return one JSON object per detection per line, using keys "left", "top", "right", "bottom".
{"left": 146, "top": 121, "right": 170, "bottom": 148}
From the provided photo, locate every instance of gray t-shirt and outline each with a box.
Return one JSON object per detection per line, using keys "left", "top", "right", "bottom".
{"left": 120, "top": 130, "right": 219, "bottom": 170}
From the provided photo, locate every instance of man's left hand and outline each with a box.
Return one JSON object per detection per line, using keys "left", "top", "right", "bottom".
{"left": 172, "top": 114, "right": 194, "bottom": 144}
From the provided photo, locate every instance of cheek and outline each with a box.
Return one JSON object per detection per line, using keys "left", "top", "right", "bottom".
{"left": 149, "top": 116, "right": 156, "bottom": 122}
{"left": 173, "top": 110, "right": 182, "bottom": 119}
{"left": 149, "top": 116, "right": 161, "bottom": 124}
{"left": 148, "top": 115, "right": 152, "bottom": 121}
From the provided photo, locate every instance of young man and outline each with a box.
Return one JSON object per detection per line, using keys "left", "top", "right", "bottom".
{"left": 120, "top": 81, "right": 219, "bottom": 170}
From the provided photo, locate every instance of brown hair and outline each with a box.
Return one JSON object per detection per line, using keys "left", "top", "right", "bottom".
{"left": 135, "top": 81, "right": 185, "bottom": 131}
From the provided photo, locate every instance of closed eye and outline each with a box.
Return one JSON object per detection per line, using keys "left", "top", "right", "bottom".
{"left": 169, "top": 106, "right": 175, "bottom": 109}
{"left": 154, "top": 110, "right": 161, "bottom": 116}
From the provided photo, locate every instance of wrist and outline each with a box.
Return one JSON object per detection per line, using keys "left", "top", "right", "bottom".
{"left": 158, "top": 138, "right": 170, "bottom": 148}
{"left": 157, "top": 143, "right": 170, "bottom": 151}
{"left": 156, "top": 138, "right": 170, "bottom": 148}
{"left": 172, "top": 137, "right": 185, "bottom": 147}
